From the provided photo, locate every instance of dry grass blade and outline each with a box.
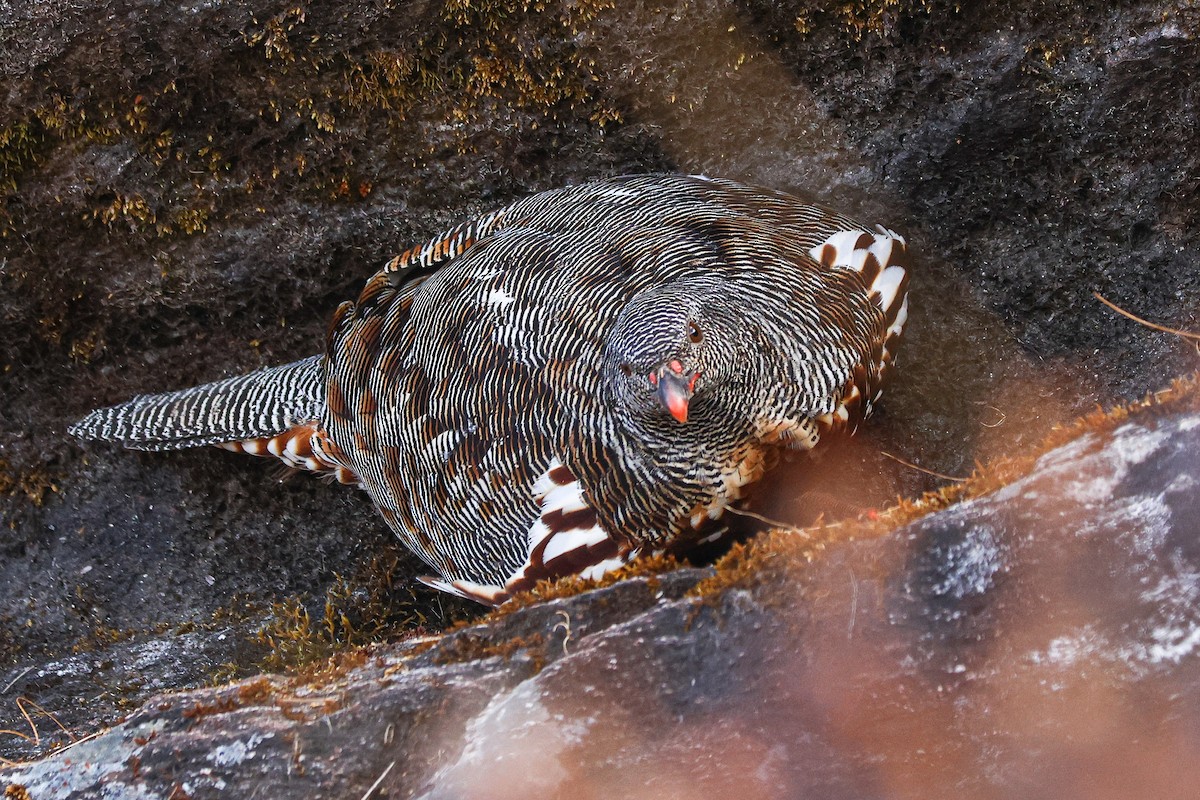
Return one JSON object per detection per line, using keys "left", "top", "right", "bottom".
{"left": 880, "top": 451, "right": 967, "bottom": 483}
{"left": 1, "top": 696, "right": 79, "bottom": 766}
{"left": 725, "top": 505, "right": 812, "bottom": 532}
{"left": 360, "top": 760, "right": 397, "bottom": 800}
{"left": 1094, "top": 292, "right": 1200, "bottom": 341}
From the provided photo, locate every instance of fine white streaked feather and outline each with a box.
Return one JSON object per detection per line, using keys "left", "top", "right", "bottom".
{"left": 486, "top": 288, "right": 515, "bottom": 307}
{"left": 417, "top": 575, "right": 505, "bottom": 604}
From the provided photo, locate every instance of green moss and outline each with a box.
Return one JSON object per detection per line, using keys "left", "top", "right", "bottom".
{"left": 242, "top": 5, "right": 309, "bottom": 63}
{"left": 2, "top": 1, "right": 623, "bottom": 245}
{"left": 253, "top": 549, "right": 476, "bottom": 673}
{"left": 5, "top": 782, "right": 34, "bottom": 800}
{"left": 792, "top": 0, "right": 955, "bottom": 40}
{"left": 0, "top": 122, "right": 42, "bottom": 194}
{"left": 337, "top": 0, "right": 621, "bottom": 143}
{"left": 70, "top": 621, "right": 138, "bottom": 654}
{"left": 1, "top": 87, "right": 216, "bottom": 241}
{"left": 0, "top": 458, "right": 59, "bottom": 508}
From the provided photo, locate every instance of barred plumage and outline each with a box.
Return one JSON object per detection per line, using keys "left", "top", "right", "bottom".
{"left": 71, "top": 174, "right": 911, "bottom": 605}
{"left": 70, "top": 355, "right": 325, "bottom": 451}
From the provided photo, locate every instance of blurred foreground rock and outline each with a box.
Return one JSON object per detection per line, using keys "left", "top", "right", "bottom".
{"left": 6, "top": 401, "right": 1198, "bottom": 798}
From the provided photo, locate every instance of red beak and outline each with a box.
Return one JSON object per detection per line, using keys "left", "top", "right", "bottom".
{"left": 650, "top": 361, "right": 698, "bottom": 423}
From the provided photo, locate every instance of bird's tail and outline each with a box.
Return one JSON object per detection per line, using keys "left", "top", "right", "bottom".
{"left": 69, "top": 355, "right": 349, "bottom": 478}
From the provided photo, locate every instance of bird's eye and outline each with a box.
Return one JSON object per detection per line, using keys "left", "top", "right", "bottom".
{"left": 687, "top": 321, "right": 704, "bottom": 344}
{"left": 619, "top": 363, "right": 633, "bottom": 376}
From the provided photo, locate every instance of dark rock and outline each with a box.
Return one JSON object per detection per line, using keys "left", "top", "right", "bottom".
{"left": 2, "top": 0, "right": 1199, "bottom": 779}
{"left": 4, "top": 403, "right": 1198, "bottom": 797}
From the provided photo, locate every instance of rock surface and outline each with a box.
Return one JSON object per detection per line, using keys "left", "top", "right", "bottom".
{"left": 5, "top": 396, "right": 1199, "bottom": 798}
{"left": 2, "top": 0, "right": 1199, "bottom": 780}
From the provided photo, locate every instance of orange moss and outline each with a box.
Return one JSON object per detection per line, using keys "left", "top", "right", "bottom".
{"left": 180, "top": 696, "right": 240, "bottom": 721}
{"left": 689, "top": 371, "right": 1200, "bottom": 600}
{"left": 433, "top": 631, "right": 547, "bottom": 672}
{"left": 877, "top": 371, "right": 1200, "bottom": 529}
{"left": 177, "top": 675, "right": 346, "bottom": 725}
{"left": 235, "top": 677, "right": 277, "bottom": 707}
{"left": 496, "top": 551, "right": 683, "bottom": 619}
{"left": 275, "top": 695, "right": 345, "bottom": 723}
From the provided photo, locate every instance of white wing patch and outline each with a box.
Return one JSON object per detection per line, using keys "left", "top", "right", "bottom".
{"left": 808, "top": 225, "right": 909, "bottom": 329}
{"left": 813, "top": 229, "right": 877, "bottom": 272}
{"left": 522, "top": 457, "right": 619, "bottom": 576}
{"left": 808, "top": 225, "right": 911, "bottom": 431}
{"left": 416, "top": 458, "right": 628, "bottom": 607}
{"left": 580, "top": 556, "right": 631, "bottom": 582}
{"left": 872, "top": 265, "right": 907, "bottom": 313}
{"left": 530, "top": 462, "right": 590, "bottom": 521}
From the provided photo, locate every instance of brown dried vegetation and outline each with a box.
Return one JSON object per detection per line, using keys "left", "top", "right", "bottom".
{"left": 689, "top": 371, "right": 1200, "bottom": 600}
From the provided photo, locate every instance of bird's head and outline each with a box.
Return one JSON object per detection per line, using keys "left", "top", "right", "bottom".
{"left": 603, "top": 279, "right": 756, "bottom": 435}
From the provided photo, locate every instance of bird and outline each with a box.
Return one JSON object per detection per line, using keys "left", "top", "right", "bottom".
{"left": 70, "top": 174, "right": 910, "bottom": 606}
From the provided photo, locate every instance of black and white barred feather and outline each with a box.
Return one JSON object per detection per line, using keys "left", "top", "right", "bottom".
{"left": 71, "top": 174, "right": 911, "bottom": 605}
{"left": 70, "top": 356, "right": 324, "bottom": 451}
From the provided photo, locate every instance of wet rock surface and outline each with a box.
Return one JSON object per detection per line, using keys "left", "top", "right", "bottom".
{"left": 2, "top": 0, "right": 1199, "bottom": 787}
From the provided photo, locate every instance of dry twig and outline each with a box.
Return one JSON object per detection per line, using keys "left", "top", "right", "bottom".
{"left": 881, "top": 451, "right": 967, "bottom": 483}
{"left": 1094, "top": 292, "right": 1200, "bottom": 341}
